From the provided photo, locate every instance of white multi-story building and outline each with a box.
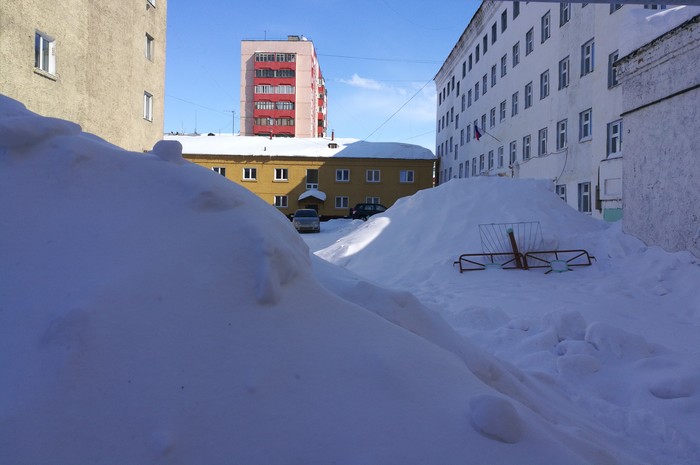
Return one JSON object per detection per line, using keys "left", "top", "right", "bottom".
{"left": 435, "top": 1, "right": 697, "bottom": 220}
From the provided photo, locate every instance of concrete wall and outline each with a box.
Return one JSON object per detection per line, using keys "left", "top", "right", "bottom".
{"left": 617, "top": 15, "right": 700, "bottom": 258}
{"left": 0, "top": 0, "right": 166, "bottom": 153}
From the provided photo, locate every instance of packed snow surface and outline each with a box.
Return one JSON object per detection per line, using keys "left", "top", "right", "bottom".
{"left": 2, "top": 94, "right": 700, "bottom": 464}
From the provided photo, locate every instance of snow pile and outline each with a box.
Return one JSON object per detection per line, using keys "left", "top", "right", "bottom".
{"left": 314, "top": 179, "right": 700, "bottom": 464}
{"left": 0, "top": 94, "right": 657, "bottom": 464}
{"left": 619, "top": 6, "right": 700, "bottom": 58}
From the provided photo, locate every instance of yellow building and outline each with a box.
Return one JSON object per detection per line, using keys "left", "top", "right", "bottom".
{"left": 0, "top": 0, "right": 167, "bottom": 153}
{"left": 166, "top": 135, "right": 435, "bottom": 218}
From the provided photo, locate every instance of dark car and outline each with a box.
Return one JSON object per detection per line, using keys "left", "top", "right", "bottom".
{"left": 349, "top": 203, "right": 387, "bottom": 220}
{"left": 292, "top": 209, "right": 320, "bottom": 233}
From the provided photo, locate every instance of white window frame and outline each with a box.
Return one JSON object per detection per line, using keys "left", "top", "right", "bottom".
{"left": 523, "top": 135, "right": 531, "bottom": 160}
{"left": 366, "top": 169, "right": 381, "bottom": 183}
{"left": 526, "top": 28, "right": 534, "bottom": 55}
{"left": 335, "top": 196, "right": 349, "bottom": 209}
{"left": 274, "top": 168, "right": 289, "bottom": 181}
{"left": 145, "top": 33, "right": 154, "bottom": 61}
{"left": 34, "top": 31, "right": 56, "bottom": 75}
{"left": 607, "top": 119, "right": 623, "bottom": 156}
{"left": 538, "top": 127, "right": 548, "bottom": 156}
{"left": 498, "top": 146, "right": 504, "bottom": 168}
{"left": 579, "top": 109, "right": 593, "bottom": 140}
{"left": 491, "top": 65, "right": 497, "bottom": 87}
{"left": 143, "top": 92, "right": 153, "bottom": 121}
{"left": 488, "top": 150, "right": 494, "bottom": 170}
{"left": 541, "top": 11, "right": 551, "bottom": 43}
{"left": 524, "top": 82, "right": 533, "bottom": 109}
{"left": 559, "top": 56, "right": 570, "bottom": 89}
{"left": 400, "top": 170, "right": 415, "bottom": 183}
{"left": 581, "top": 39, "right": 595, "bottom": 76}
{"left": 557, "top": 119, "right": 568, "bottom": 150}
{"left": 500, "top": 100, "right": 506, "bottom": 122}
{"left": 501, "top": 54, "right": 507, "bottom": 77}
{"left": 556, "top": 184, "right": 567, "bottom": 202}
{"left": 212, "top": 167, "right": 226, "bottom": 176}
{"left": 511, "top": 92, "right": 519, "bottom": 116}
{"left": 366, "top": 196, "right": 381, "bottom": 205}
{"left": 274, "top": 195, "right": 288, "bottom": 208}
{"left": 336, "top": 169, "right": 350, "bottom": 182}
{"left": 578, "top": 182, "right": 591, "bottom": 213}
{"left": 513, "top": 42, "right": 520, "bottom": 67}
{"left": 540, "top": 70, "right": 549, "bottom": 99}
{"left": 608, "top": 50, "right": 620, "bottom": 88}
{"left": 243, "top": 167, "right": 257, "bottom": 180}
{"left": 490, "top": 108, "right": 496, "bottom": 128}
{"left": 560, "top": 3, "right": 571, "bottom": 26}
{"left": 509, "top": 141, "right": 517, "bottom": 165}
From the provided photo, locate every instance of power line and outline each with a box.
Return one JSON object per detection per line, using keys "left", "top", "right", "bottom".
{"left": 363, "top": 79, "right": 434, "bottom": 141}
{"left": 318, "top": 53, "right": 440, "bottom": 64}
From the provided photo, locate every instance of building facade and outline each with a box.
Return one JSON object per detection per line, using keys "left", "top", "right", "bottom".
{"left": 434, "top": 1, "right": 698, "bottom": 221}
{"left": 617, "top": 14, "right": 700, "bottom": 258}
{"left": 0, "top": 0, "right": 167, "bottom": 153}
{"left": 240, "top": 36, "right": 327, "bottom": 138}
{"left": 165, "top": 135, "right": 434, "bottom": 218}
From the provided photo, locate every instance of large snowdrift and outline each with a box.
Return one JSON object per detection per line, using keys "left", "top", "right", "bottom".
{"left": 0, "top": 94, "right": 661, "bottom": 464}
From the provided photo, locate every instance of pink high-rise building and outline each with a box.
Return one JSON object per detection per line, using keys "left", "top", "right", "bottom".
{"left": 240, "top": 35, "right": 327, "bottom": 138}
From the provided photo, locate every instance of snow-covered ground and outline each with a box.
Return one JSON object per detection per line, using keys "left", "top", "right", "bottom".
{"left": 2, "top": 94, "right": 700, "bottom": 464}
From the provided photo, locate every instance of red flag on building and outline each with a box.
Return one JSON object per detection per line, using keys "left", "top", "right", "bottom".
{"left": 475, "top": 125, "right": 482, "bottom": 141}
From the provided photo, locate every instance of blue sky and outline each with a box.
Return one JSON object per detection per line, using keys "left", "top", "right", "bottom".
{"left": 164, "top": 0, "right": 480, "bottom": 150}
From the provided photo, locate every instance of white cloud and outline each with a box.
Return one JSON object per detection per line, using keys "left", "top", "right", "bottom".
{"left": 339, "top": 73, "right": 385, "bottom": 90}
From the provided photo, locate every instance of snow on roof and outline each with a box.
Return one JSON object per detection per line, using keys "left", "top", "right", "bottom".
{"left": 163, "top": 134, "right": 435, "bottom": 160}
{"left": 299, "top": 189, "right": 326, "bottom": 201}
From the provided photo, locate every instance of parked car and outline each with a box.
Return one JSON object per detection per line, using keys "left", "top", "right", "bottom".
{"left": 349, "top": 203, "right": 387, "bottom": 220}
{"left": 292, "top": 209, "right": 320, "bottom": 233}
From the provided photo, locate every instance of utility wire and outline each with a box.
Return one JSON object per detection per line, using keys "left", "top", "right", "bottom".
{"left": 318, "top": 53, "right": 440, "bottom": 64}
{"left": 363, "top": 79, "right": 433, "bottom": 141}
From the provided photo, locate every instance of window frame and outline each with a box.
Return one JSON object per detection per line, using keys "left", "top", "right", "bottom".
{"left": 556, "top": 119, "right": 568, "bottom": 150}
{"left": 608, "top": 50, "right": 620, "bottom": 88}
{"left": 526, "top": 28, "right": 534, "bottom": 55}
{"left": 541, "top": 11, "right": 551, "bottom": 43}
{"left": 560, "top": 3, "right": 571, "bottom": 26}
{"left": 400, "top": 170, "right": 415, "bottom": 183}
{"left": 540, "top": 70, "right": 550, "bottom": 99}
{"left": 243, "top": 167, "right": 257, "bottom": 180}
{"left": 524, "top": 82, "right": 533, "bottom": 109}
{"left": 274, "top": 195, "right": 288, "bottom": 208}
{"left": 538, "top": 127, "right": 548, "bottom": 156}
{"left": 581, "top": 39, "right": 595, "bottom": 76}
{"left": 578, "top": 182, "right": 592, "bottom": 213}
{"left": 335, "top": 196, "right": 349, "bottom": 209}
{"left": 366, "top": 169, "right": 381, "bottom": 183}
{"left": 607, "top": 119, "right": 623, "bottom": 156}
{"left": 143, "top": 92, "right": 153, "bottom": 121}
{"left": 558, "top": 56, "right": 570, "bottom": 89}
{"left": 274, "top": 167, "right": 289, "bottom": 181}
{"left": 522, "top": 135, "right": 531, "bottom": 160}
{"left": 579, "top": 108, "right": 593, "bottom": 141}
{"left": 34, "top": 31, "right": 56, "bottom": 75}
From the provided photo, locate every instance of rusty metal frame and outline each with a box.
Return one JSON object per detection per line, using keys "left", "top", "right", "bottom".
{"left": 523, "top": 250, "right": 596, "bottom": 273}
{"left": 453, "top": 252, "right": 526, "bottom": 273}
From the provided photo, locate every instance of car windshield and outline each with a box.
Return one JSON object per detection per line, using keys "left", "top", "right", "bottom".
{"left": 294, "top": 210, "right": 318, "bottom": 218}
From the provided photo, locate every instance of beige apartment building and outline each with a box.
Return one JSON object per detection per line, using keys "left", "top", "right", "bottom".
{"left": 0, "top": 0, "right": 167, "bottom": 152}
{"left": 240, "top": 36, "right": 327, "bottom": 138}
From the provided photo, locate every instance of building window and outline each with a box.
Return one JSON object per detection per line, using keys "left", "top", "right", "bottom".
{"left": 461, "top": 94, "right": 466, "bottom": 112}
{"left": 608, "top": 50, "right": 620, "bottom": 88}
{"left": 476, "top": 44, "right": 480, "bottom": 62}
{"left": 455, "top": 114, "right": 459, "bottom": 130}
{"left": 502, "top": 10, "right": 508, "bottom": 32}
{"left": 501, "top": 54, "right": 507, "bottom": 77}
{"left": 579, "top": 109, "right": 593, "bottom": 140}
{"left": 459, "top": 163, "right": 464, "bottom": 178}
{"left": 526, "top": 28, "right": 534, "bottom": 55}
{"left": 578, "top": 182, "right": 591, "bottom": 213}
{"left": 556, "top": 184, "right": 567, "bottom": 202}
{"left": 366, "top": 196, "right": 381, "bottom": 204}
{"left": 145, "top": 33, "right": 154, "bottom": 61}
{"left": 541, "top": 11, "right": 551, "bottom": 43}
{"left": 492, "top": 22, "right": 498, "bottom": 44}
{"left": 523, "top": 135, "right": 531, "bottom": 160}
{"left": 306, "top": 169, "right": 319, "bottom": 189}
{"left": 482, "top": 74, "right": 488, "bottom": 95}
{"left": 538, "top": 127, "right": 548, "bottom": 156}
{"left": 400, "top": 170, "right": 415, "bottom": 183}
{"left": 276, "top": 101, "right": 295, "bottom": 110}
{"left": 462, "top": 61, "right": 467, "bottom": 78}
{"left": 607, "top": 119, "right": 623, "bottom": 156}
{"left": 509, "top": 141, "right": 517, "bottom": 165}
{"left": 472, "top": 157, "right": 478, "bottom": 176}
{"left": 212, "top": 167, "right": 226, "bottom": 177}
{"left": 333, "top": 168, "right": 349, "bottom": 182}
{"left": 557, "top": 119, "right": 568, "bottom": 150}
{"left": 560, "top": 3, "right": 571, "bottom": 26}
{"left": 511, "top": 92, "right": 519, "bottom": 116}
{"left": 460, "top": 129, "right": 465, "bottom": 146}
{"left": 490, "top": 108, "right": 496, "bottom": 128}
{"left": 467, "top": 124, "right": 471, "bottom": 142}
{"left": 469, "top": 54, "right": 473, "bottom": 71}
{"left": 143, "top": 92, "right": 153, "bottom": 121}
{"left": 335, "top": 196, "right": 349, "bottom": 209}
{"left": 243, "top": 167, "right": 257, "bottom": 180}
{"left": 610, "top": 3, "right": 623, "bottom": 13}
{"left": 513, "top": 42, "right": 520, "bottom": 67}
{"left": 558, "top": 56, "right": 570, "bottom": 89}
{"left": 540, "top": 70, "right": 550, "bottom": 99}
{"left": 35, "top": 32, "right": 56, "bottom": 74}
{"left": 479, "top": 154, "right": 485, "bottom": 172}
{"left": 483, "top": 34, "right": 488, "bottom": 54}
{"left": 255, "top": 101, "right": 275, "bottom": 110}
{"left": 500, "top": 100, "right": 506, "bottom": 122}
{"left": 456, "top": 81, "right": 460, "bottom": 96}
{"left": 498, "top": 146, "right": 504, "bottom": 168}
{"left": 581, "top": 39, "right": 595, "bottom": 76}
{"left": 274, "top": 195, "right": 288, "bottom": 208}
{"left": 475, "top": 82, "right": 480, "bottom": 101}
{"left": 366, "top": 169, "right": 381, "bottom": 183}
{"left": 481, "top": 114, "right": 487, "bottom": 132}
{"left": 488, "top": 150, "right": 494, "bottom": 170}
{"left": 644, "top": 4, "right": 667, "bottom": 10}
{"left": 491, "top": 65, "right": 497, "bottom": 87}
{"left": 468, "top": 89, "right": 472, "bottom": 107}
{"left": 524, "top": 82, "right": 533, "bottom": 109}
{"left": 274, "top": 168, "right": 288, "bottom": 181}
{"left": 513, "top": 1, "right": 520, "bottom": 19}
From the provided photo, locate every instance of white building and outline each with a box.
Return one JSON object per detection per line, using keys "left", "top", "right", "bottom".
{"left": 435, "top": 1, "right": 699, "bottom": 220}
